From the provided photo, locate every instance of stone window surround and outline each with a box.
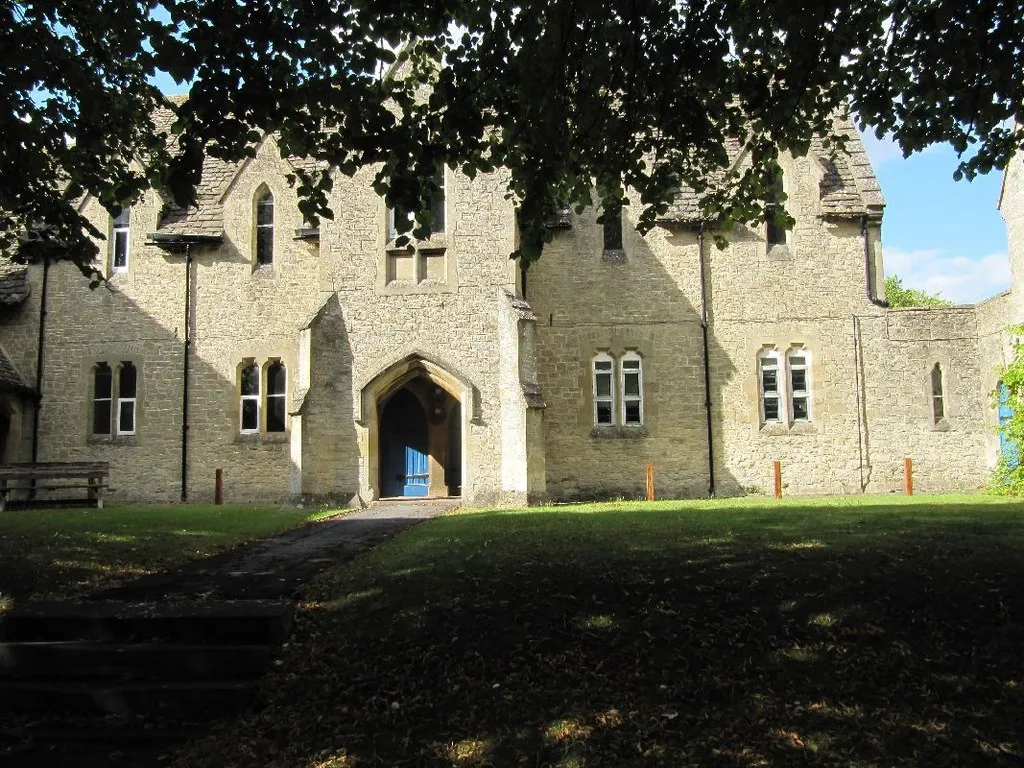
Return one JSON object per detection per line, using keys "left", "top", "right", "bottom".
{"left": 378, "top": 231, "right": 457, "bottom": 296}
{"left": 110, "top": 207, "right": 130, "bottom": 275}
{"left": 379, "top": 166, "right": 456, "bottom": 294}
{"left": 235, "top": 357, "right": 289, "bottom": 441}
{"left": 758, "top": 345, "right": 816, "bottom": 432}
{"left": 87, "top": 356, "right": 143, "bottom": 445}
{"left": 254, "top": 186, "right": 275, "bottom": 269}
{"left": 590, "top": 349, "right": 648, "bottom": 434}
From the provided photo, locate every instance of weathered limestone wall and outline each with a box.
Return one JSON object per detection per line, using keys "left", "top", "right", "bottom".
{"left": 530, "top": 204, "right": 712, "bottom": 500}
{"left": 16, "top": 141, "right": 520, "bottom": 505}
{"left": 859, "top": 308, "right": 989, "bottom": 492}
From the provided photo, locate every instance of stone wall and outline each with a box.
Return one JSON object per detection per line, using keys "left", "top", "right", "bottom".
{"left": 2, "top": 138, "right": 1018, "bottom": 504}
{"left": 10, "top": 140, "right": 522, "bottom": 506}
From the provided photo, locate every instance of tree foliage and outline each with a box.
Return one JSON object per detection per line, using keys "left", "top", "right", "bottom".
{"left": 993, "top": 325, "right": 1024, "bottom": 494}
{"left": 2, "top": 0, "right": 1023, "bottom": 273}
{"left": 883, "top": 275, "right": 954, "bottom": 308}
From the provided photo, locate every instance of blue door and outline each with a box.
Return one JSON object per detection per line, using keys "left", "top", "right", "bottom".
{"left": 999, "top": 382, "right": 1018, "bottom": 468}
{"left": 404, "top": 445, "right": 429, "bottom": 496}
{"left": 380, "top": 388, "right": 430, "bottom": 497}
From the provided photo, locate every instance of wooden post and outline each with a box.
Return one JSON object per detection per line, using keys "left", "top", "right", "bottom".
{"left": 904, "top": 457, "right": 913, "bottom": 496}
{"left": 645, "top": 464, "right": 655, "bottom": 501}
{"left": 215, "top": 468, "right": 223, "bottom": 505}
{"left": 773, "top": 460, "right": 782, "bottom": 499}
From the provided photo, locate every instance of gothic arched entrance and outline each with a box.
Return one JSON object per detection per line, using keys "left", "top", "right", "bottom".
{"left": 370, "top": 364, "right": 465, "bottom": 499}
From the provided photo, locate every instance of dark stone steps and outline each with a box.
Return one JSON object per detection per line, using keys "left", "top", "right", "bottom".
{"left": 0, "top": 641, "right": 275, "bottom": 680}
{"left": 0, "top": 599, "right": 295, "bottom": 644}
{"left": 0, "top": 679, "right": 257, "bottom": 719}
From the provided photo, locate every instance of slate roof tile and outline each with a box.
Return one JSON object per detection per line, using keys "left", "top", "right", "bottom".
{"left": 0, "top": 262, "right": 30, "bottom": 305}
{"left": 0, "top": 343, "right": 32, "bottom": 394}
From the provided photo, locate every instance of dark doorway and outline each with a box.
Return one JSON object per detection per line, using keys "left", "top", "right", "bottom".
{"left": 379, "top": 388, "right": 429, "bottom": 498}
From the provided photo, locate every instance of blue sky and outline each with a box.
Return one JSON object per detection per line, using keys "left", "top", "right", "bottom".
{"left": 859, "top": 131, "right": 1010, "bottom": 305}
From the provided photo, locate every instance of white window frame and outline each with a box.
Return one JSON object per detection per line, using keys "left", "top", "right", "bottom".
{"left": 110, "top": 207, "right": 130, "bottom": 273}
{"left": 787, "top": 348, "right": 811, "bottom": 423}
{"left": 759, "top": 349, "right": 784, "bottom": 424}
{"left": 265, "top": 360, "right": 287, "bottom": 433}
{"left": 240, "top": 362, "right": 261, "bottom": 434}
{"left": 592, "top": 352, "right": 616, "bottom": 426}
{"left": 620, "top": 351, "right": 644, "bottom": 426}
{"left": 115, "top": 362, "right": 137, "bottom": 436}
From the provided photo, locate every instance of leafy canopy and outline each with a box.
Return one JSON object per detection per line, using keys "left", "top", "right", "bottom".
{"left": 883, "top": 275, "right": 954, "bottom": 308}
{"left": 2, "top": 1, "right": 1022, "bottom": 272}
{"left": 993, "top": 326, "right": 1024, "bottom": 494}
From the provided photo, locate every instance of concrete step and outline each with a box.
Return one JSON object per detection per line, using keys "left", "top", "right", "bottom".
{"left": 0, "top": 679, "right": 257, "bottom": 719}
{"left": 0, "top": 641, "right": 275, "bottom": 680}
{"left": 0, "top": 599, "right": 294, "bottom": 644}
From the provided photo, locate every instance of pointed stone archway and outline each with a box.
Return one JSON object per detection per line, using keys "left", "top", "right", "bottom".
{"left": 358, "top": 353, "right": 476, "bottom": 501}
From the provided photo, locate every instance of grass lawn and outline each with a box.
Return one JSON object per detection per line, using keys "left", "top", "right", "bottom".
{"left": 0, "top": 504, "right": 341, "bottom": 602}
{"left": 173, "top": 495, "right": 1024, "bottom": 768}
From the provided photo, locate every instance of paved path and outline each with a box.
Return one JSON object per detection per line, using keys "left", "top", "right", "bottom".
{"left": 94, "top": 498, "right": 460, "bottom": 601}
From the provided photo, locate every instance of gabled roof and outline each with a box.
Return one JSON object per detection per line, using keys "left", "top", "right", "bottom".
{"left": 657, "top": 115, "right": 885, "bottom": 225}
{"left": 151, "top": 96, "right": 329, "bottom": 240}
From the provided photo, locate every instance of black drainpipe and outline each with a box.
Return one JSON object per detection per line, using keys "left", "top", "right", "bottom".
{"left": 180, "top": 244, "right": 192, "bottom": 501}
{"left": 862, "top": 214, "right": 888, "bottom": 307}
{"left": 30, "top": 256, "right": 50, "bottom": 463}
{"left": 697, "top": 222, "right": 716, "bottom": 497}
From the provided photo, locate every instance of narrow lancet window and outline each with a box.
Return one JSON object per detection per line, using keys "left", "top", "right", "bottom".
{"left": 931, "top": 363, "right": 945, "bottom": 422}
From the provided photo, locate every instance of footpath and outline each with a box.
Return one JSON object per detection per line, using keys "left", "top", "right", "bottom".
{"left": 0, "top": 497, "right": 460, "bottom": 767}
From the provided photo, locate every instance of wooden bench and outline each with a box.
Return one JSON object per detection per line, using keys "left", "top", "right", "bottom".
{"left": 0, "top": 462, "right": 110, "bottom": 511}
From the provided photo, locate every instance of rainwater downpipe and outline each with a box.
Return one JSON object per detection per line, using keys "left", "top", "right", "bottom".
{"left": 862, "top": 214, "right": 888, "bottom": 307}
{"left": 180, "top": 243, "right": 192, "bottom": 501}
{"left": 30, "top": 256, "right": 50, "bottom": 463}
{"left": 697, "top": 222, "right": 716, "bottom": 497}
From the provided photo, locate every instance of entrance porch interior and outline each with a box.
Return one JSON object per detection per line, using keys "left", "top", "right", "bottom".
{"left": 378, "top": 376, "right": 462, "bottom": 498}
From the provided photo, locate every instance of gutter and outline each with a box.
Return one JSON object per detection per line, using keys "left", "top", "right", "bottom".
{"left": 30, "top": 256, "right": 49, "bottom": 463}
{"left": 696, "top": 222, "right": 716, "bottom": 497}
{"left": 180, "top": 244, "right": 192, "bottom": 500}
{"left": 148, "top": 232, "right": 221, "bottom": 501}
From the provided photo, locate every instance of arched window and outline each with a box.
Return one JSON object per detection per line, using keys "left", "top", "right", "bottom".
{"left": 255, "top": 189, "right": 274, "bottom": 265}
{"left": 93, "top": 363, "right": 113, "bottom": 435}
{"left": 111, "top": 207, "right": 130, "bottom": 272}
{"left": 758, "top": 349, "right": 783, "bottom": 424}
{"left": 620, "top": 352, "right": 644, "bottom": 425}
{"left": 592, "top": 353, "right": 615, "bottom": 426}
{"left": 116, "top": 362, "right": 137, "bottom": 435}
{"left": 765, "top": 168, "right": 787, "bottom": 247}
{"left": 931, "top": 363, "right": 945, "bottom": 422}
{"left": 240, "top": 362, "right": 260, "bottom": 432}
{"left": 266, "top": 361, "right": 287, "bottom": 433}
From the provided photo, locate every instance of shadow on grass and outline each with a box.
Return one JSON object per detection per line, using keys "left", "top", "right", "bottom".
{"left": 0, "top": 505, "right": 322, "bottom": 601}
{"left": 171, "top": 500, "right": 1024, "bottom": 767}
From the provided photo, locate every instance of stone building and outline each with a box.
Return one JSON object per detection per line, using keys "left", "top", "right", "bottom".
{"left": 0, "top": 114, "right": 1019, "bottom": 505}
